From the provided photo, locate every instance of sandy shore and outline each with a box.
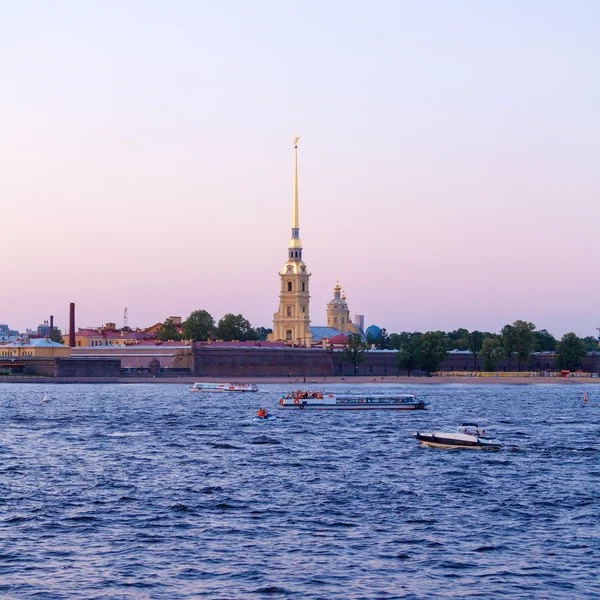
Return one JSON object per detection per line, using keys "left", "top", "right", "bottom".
{"left": 1, "top": 376, "right": 598, "bottom": 385}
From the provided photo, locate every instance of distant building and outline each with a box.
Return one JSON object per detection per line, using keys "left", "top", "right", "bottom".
{"left": 69, "top": 323, "right": 155, "bottom": 347}
{"left": 354, "top": 315, "right": 365, "bottom": 333}
{"left": 0, "top": 338, "right": 70, "bottom": 358}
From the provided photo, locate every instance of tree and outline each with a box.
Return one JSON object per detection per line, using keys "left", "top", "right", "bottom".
{"left": 372, "top": 328, "right": 390, "bottom": 349}
{"left": 254, "top": 327, "right": 272, "bottom": 342}
{"left": 49, "top": 328, "right": 64, "bottom": 344}
{"left": 580, "top": 336, "right": 599, "bottom": 352}
{"left": 535, "top": 329, "right": 557, "bottom": 352}
{"left": 182, "top": 310, "right": 215, "bottom": 341}
{"left": 501, "top": 324, "right": 517, "bottom": 371}
{"left": 479, "top": 338, "right": 503, "bottom": 372}
{"left": 388, "top": 333, "right": 402, "bottom": 350}
{"left": 512, "top": 320, "right": 536, "bottom": 371}
{"left": 396, "top": 333, "right": 422, "bottom": 376}
{"left": 447, "top": 328, "right": 469, "bottom": 342}
{"left": 468, "top": 331, "right": 485, "bottom": 370}
{"left": 418, "top": 331, "right": 448, "bottom": 376}
{"left": 341, "top": 333, "right": 368, "bottom": 375}
{"left": 157, "top": 318, "right": 181, "bottom": 342}
{"left": 554, "top": 333, "right": 587, "bottom": 372}
{"left": 216, "top": 313, "right": 257, "bottom": 341}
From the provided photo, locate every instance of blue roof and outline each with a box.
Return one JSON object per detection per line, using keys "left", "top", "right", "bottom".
{"left": 5, "top": 338, "right": 67, "bottom": 348}
{"left": 310, "top": 326, "right": 343, "bottom": 341}
{"left": 365, "top": 324, "right": 382, "bottom": 338}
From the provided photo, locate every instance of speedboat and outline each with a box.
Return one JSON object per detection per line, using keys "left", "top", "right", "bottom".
{"left": 278, "top": 390, "right": 427, "bottom": 410}
{"left": 189, "top": 382, "right": 258, "bottom": 393}
{"left": 413, "top": 423, "right": 501, "bottom": 449}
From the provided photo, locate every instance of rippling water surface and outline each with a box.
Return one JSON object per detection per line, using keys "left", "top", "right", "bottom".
{"left": 1, "top": 383, "right": 599, "bottom": 599}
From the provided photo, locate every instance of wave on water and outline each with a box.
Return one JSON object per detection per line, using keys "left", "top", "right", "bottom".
{"left": 0, "top": 382, "right": 598, "bottom": 599}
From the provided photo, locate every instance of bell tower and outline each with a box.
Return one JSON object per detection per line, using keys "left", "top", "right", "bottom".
{"left": 269, "top": 138, "right": 312, "bottom": 346}
{"left": 326, "top": 282, "right": 351, "bottom": 332}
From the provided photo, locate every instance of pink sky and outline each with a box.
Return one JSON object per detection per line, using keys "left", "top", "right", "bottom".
{"left": 1, "top": 2, "right": 599, "bottom": 337}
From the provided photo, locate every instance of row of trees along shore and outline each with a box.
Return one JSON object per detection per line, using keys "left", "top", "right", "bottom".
{"left": 158, "top": 311, "right": 272, "bottom": 343}
{"left": 342, "top": 320, "right": 597, "bottom": 375}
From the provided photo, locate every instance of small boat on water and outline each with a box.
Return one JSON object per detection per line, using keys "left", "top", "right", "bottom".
{"left": 41, "top": 392, "right": 51, "bottom": 403}
{"left": 189, "top": 382, "right": 258, "bottom": 393}
{"left": 253, "top": 414, "right": 276, "bottom": 422}
{"left": 413, "top": 423, "right": 501, "bottom": 450}
{"left": 278, "top": 390, "right": 427, "bottom": 410}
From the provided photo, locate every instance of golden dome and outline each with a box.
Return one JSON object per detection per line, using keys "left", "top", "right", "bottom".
{"left": 288, "top": 237, "right": 303, "bottom": 249}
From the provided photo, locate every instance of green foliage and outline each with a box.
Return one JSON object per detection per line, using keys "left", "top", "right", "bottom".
{"left": 157, "top": 318, "right": 181, "bottom": 342}
{"left": 341, "top": 333, "right": 369, "bottom": 375}
{"left": 479, "top": 338, "right": 503, "bottom": 372}
{"left": 182, "top": 310, "right": 215, "bottom": 342}
{"left": 554, "top": 333, "right": 587, "bottom": 371}
{"left": 468, "top": 331, "right": 485, "bottom": 369}
{"left": 501, "top": 324, "right": 517, "bottom": 370}
{"left": 535, "top": 329, "right": 557, "bottom": 352}
{"left": 580, "top": 336, "right": 599, "bottom": 352}
{"left": 49, "top": 328, "right": 64, "bottom": 345}
{"left": 216, "top": 313, "right": 257, "bottom": 341}
{"left": 511, "top": 320, "right": 536, "bottom": 371}
{"left": 418, "top": 331, "right": 448, "bottom": 375}
{"left": 370, "top": 328, "right": 389, "bottom": 349}
{"left": 396, "top": 333, "right": 423, "bottom": 376}
{"left": 254, "top": 327, "right": 272, "bottom": 342}
{"left": 388, "top": 333, "right": 403, "bottom": 350}
{"left": 447, "top": 328, "right": 469, "bottom": 342}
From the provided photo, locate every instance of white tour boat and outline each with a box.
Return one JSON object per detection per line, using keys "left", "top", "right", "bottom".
{"left": 189, "top": 382, "right": 259, "bottom": 393}
{"left": 413, "top": 423, "right": 501, "bottom": 450}
{"left": 278, "top": 390, "right": 427, "bottom": 410}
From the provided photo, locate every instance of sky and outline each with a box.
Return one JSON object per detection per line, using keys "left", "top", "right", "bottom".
{"left": 1, "top": 1, "right": 599, "bottom": 337}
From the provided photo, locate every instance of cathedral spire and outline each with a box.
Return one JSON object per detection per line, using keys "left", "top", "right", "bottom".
{"left": 288, "top": 137, "right": 302, "bottom": 258}
{"left": 292, "top": 137, "right": 300, "bottom": 236}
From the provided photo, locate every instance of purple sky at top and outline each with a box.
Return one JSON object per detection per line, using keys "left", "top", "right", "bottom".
{"left": 1, "top": 1, "right": 598, "bottom": 337}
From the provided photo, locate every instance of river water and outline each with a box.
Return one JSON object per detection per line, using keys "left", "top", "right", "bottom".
{"left": 0, "top": 383, "right": 598, "bottom": 599}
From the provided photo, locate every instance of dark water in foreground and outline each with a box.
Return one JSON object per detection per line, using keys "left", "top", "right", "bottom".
{"left": 1, "top": 383, "right": 599, "bottom": 599}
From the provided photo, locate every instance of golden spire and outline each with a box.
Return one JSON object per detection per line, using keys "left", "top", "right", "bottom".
{"left": 293, "top": 137, "right": 300, "bottom": 230}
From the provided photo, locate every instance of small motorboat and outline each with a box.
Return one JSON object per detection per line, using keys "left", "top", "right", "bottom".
{"left": 190, "top": 382, "right": 258, "bottom": 393}
{"left": 252, "top": 414, "right": 276, "bottom": 422}
{"left": 413, "top": 423, "right": 501, "bottom": 450}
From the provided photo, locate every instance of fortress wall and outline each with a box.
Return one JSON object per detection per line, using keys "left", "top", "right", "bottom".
{"left": 193, "top": 347, "right": 333, "bottom": 377}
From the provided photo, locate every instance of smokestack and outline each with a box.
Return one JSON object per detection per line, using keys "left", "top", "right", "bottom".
{"left": 50, "top": 315, "right": 54, "bottom": 335}
{"left": 69, "top": 303, "right": 75, "bottom": 347}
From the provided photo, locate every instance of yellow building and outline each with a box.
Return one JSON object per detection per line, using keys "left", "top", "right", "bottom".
{"left": 0, "top": 338, "right": 71, "bottom": 358}
{"left": 326, "top": 283, "right": 360, "bottom": 335}
{"left": 269, "top": 138, "right": 312, "bottom": 346}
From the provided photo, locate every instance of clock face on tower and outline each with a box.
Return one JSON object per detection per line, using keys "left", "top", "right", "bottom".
{"left": 287, "top": 265, "right": 293, "bottom": 273}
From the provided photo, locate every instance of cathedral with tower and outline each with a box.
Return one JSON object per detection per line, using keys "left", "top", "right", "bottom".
{"left": 268, "top": 138, "right": 362, "bottom": 347}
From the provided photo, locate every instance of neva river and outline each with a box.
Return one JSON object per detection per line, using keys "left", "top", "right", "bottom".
{"left": 1, "top": 383, "right": 599, "bottom": 599}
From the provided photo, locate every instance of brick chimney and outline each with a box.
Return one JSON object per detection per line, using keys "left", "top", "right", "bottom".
{"left": 69, "top": 303, "right": 75, "bottom": 347}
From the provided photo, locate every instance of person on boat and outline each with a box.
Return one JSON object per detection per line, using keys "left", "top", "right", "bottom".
{"left": 257, "top": 408, "right": 267, "bottom": 419}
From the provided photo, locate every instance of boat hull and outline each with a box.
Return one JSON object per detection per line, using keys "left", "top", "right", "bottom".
{"left": 415, "top": 433, "right": 500, "bottom": 450}
{"left": 190, "top": 383, "right": 258, "bottom": 393}
{"left": 279, "top": 404, "right": 425, "bottom": 410}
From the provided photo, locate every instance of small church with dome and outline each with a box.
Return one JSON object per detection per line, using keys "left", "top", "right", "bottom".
{"left": 267, "top": 138, "right": 365, "bottom": 347}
